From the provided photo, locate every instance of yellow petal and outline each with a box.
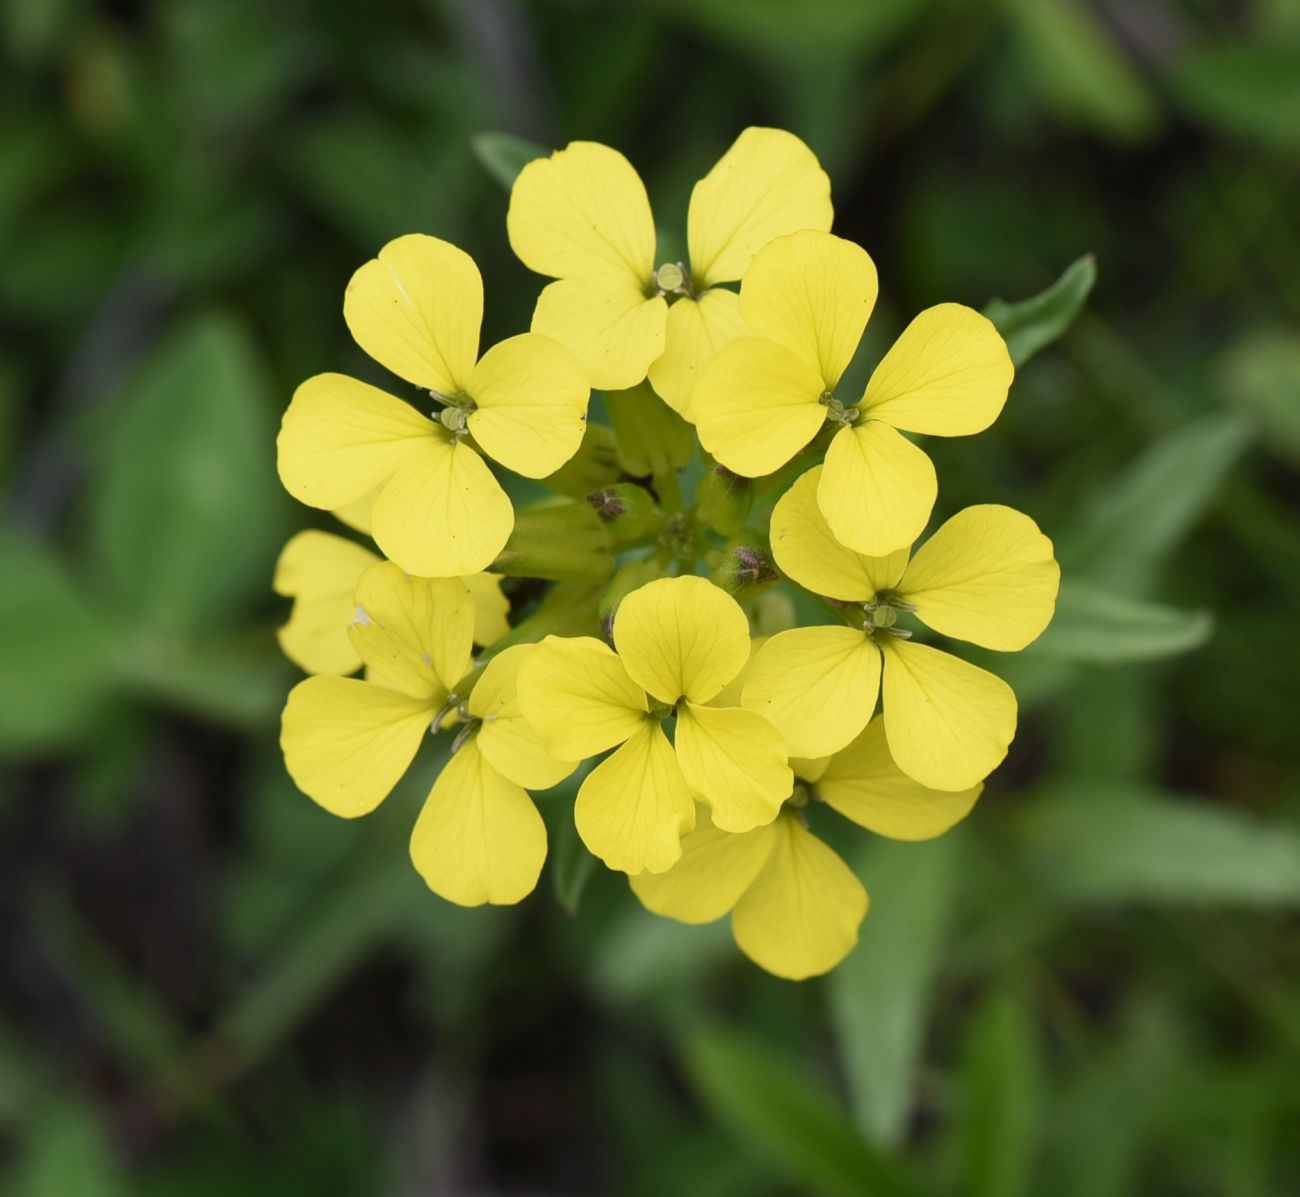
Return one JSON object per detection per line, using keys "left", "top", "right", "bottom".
{"left": 531, "top": 277, "right": 667, "bottom": 392}
{"left": 693, "top": 336, "right": 826, "bottom": 477}
{"left": 740, "top": 230, "right": 877, "bottom": 389}
{"left": 769, "top": 466, "right": 909, "bottom": 601}
{"left": 273, "top": 531, "right": 378, "bottom": 675}
{"left": 613, "top": 576, "right": 751, "bottom": 705}
{"left": 575, "top": 719, "right": 696, "bottom": 874}
{"left": 507, "top": 140, "right": 656, "bottom": 283}
{"left": 687, "top": 127, "right": 834, "bottom": 289}
{"left": 464, "top": 573, "right": 510, "bottom": 646}
{"left": 470, "top": 644, "right": 578, "bottom": 790}
{"left": 675, "top": 703, "right": 792, "bottom": 832}
{"left": 517, "top": 635, "right": 649, "bottom": 760}
{"left": 409, "top": 738, "right": 546, "bottom": 906}
{"left": 331, "top": 489, "right": 377, "bottom": 535}
{"left": 466, "top": 333, "right": 590, "bottom": 478}
{"left": 280, "top": 676, "right": 431, "bottom": 817}
{"left": 742, "top": 626, "right": 881, "bottom": 759}
{"left": 629, "top": 810, "right": 779, "bottom": 923}
{"left": 347, "top": 561, "right": 474, "bottom": 700}
{"left": 731, "top": 815, "right": 868, "bottom": 980}
{"left": 899, "top": 505, "right": 1060, "bottom": 650}
{"left": 860, "top": 303, "right": 1013, "bottom": 435}
{"left": 819, "top": 421, "right": 936, "bottom": 556}
{"left": 816, "top": 717, "right": 981, "bottom": 840}
{"left": 277, "top": 373, "right": 439, "bottom": 511}
{"left": 881, "top": 639, "right": 1017, "bottom": 791}
{"left": 343, "top": 234, "right": 482, "bottom": 394}
{"left": 370, "top": 438, "right": 513, "bottom": 578}
{"left": 646, "top": 288, "right": 749, "bottom": 419}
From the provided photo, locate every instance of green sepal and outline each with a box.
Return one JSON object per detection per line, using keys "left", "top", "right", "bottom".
{"left": 587, "top": 482, "right": 663, "bottom": 543}
{"left": 598, "top": 558, "right": 669, "bottom": 642}
{"left": 492, "top": 500, "right": 613, "bottom": 582}
{"left": 604, "top": 382, "right": 695, "bottom": 478}
{"left": 695, "top": 458, "right": 754, "bottom": 536}
{"left": 543, "top": 422, "right": 623, "bottom": 499}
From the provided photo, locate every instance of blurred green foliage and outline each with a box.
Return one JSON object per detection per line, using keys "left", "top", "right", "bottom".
{"left": 2, "top": 0, "right": 1299, "bottom": 1193}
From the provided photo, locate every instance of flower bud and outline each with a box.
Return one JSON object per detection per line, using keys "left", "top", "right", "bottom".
{"left": 543, "top": 422, "right": 623, "bottom": 499}
{"left": 493, "top": 500, "right": 613, "bottom": 581}
{"left": 598, "top": 559, "right": 667, "bottom": 643}
{"left": 695, "top": 461, "right": 753, "bottom": 535}
{"left": 708, "top": 540, "right": 779, "bottom": 604}
{"left": 604, "top": 382, "right": 694, "bottom": 478}
{"left": 587, "top": 482, "right": 662, "bottom": 543}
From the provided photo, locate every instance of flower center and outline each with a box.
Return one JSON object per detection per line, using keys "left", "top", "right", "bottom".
{"left": 653, "top": 261, "right": 694, "bottom": 299}
{"left": 819, "top": 392, "right": 859, "bottom": 427}
{"left": 431, "top": 390, "right": 477, "bottom": 437}
{"left": 862, "top": 592, "right": 916, "bottom": 639}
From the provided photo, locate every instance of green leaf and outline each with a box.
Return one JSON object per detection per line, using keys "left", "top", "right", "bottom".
{"left": 829, "top": 834, "right": 960, "bottom": 1146}
{"left": 89, "top": 313, "right": 286, "bottom": 634}
{"left": 471, "top": 131, "right": 547, "bottom": 189}
{"left": 1218, "top": 331, "right": 1300, "bottom": 466}
{"left": 983, "top": 254, "right": 1096, "bottom": 367}
{"left": 1029, "top": 582, "right": 1212, "bottom": 663}
{"left": 8, "top": 1099, "right": 127, "bottom": 1197}
{"left": 541, "top": 768, "right": 597, "bottom": 914}
{"left": 680, "top": 1023, "right": 919, "bottom": 1197}
{"left": 951, "top": 992, "right": 1043, "bottom": 1197}
{"left": 1166, "top": 39, "right": 1300, "bottom": 150}
{"left": 999, "top": 0, "right": 1158, "bottom": 140}
{"left": 1057, "top": 414, "right": 1251, "bottom": 596}
{"left": 0, "top": 527, "right": 112, "bottom": 752}
{"left": 1020, "top": 783, "right": 1300, "bottom": 905}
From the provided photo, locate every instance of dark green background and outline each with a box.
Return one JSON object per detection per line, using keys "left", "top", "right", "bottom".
{"left": 3, "top": 1, "right": 1299, "bottom": 1194}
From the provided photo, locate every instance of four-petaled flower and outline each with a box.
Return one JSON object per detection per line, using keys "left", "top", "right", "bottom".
{"left": 631, "top": 717, "right": 981, "bottom": 979}
{"left": 277, "top": 234, "right": 590, "bottom": 578}
{"left": 743, "top": 466, "right": 1060, "bottom": 791}
{"left": 281, "top": 561, "right": 575, "bottom": 905}
{"left": 518, "top": 576, "right": 793, "bottom": 874}
{"left": 693, "top": 229, "right": 1014, "bottom": 555}
{"left": 507, "top": 127, "right": 832, "bottom": 414}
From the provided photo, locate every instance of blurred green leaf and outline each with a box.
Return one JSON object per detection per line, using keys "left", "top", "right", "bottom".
{"left": 7, "top": 1099, "right": 127, "bottom": 1197}
{"left": 1022, "top": 783, "right": 1300, "bottom": 905}
{"left": 829, "top": 834, "right": 959, "bottom": 1146}
{"left": 1167, "top": 39, "right": 1300, "bottom": 150}
{"left": 471, "top": 131, "right": 547, "bottom": 189}
{"left": 984, "top": 254, "right": 1096, "bottom": 367}
{"left": 951, "top": 992, "right": 1042, "bottom": 1197}
{"left": 1058, "top": 414, "right": 1251, "bottom": 596}
{"left": 543, "top": 778, "right": 598, "bottom": 915}
{"left": 999, "top": 0, "right": 1158, "bottom": 140}
{"left": 90, "top": 312, "right": 285, "bottom": 634}
{"left": 0, "top": 527, "right": 112, "bottom": 752}
{"left": 1218, "top": 331, "right": 1300, "bottom": 466}
{"left": 1030, "top": 581, "right": 1212, "bottom": 663}
{"left": 681, "top": 1023, "right": 919, "bottom": 1197}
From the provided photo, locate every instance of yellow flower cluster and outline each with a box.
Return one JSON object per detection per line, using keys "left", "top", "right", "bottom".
{"left": 273, "top": 128, "right": 1060, "bottom": 980}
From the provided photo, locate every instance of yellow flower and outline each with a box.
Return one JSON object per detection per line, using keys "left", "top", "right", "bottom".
{"left": 693, "top": 230, "right": 1014, "bottom": 556}
{"left": 277, "top": 234, "right": 590, "bottom": 578}
{"left": 743, "top": 466, "right": 1059, "bottom": 791}
{"left": 507, "top": 127, "right": 832, "bottom": 413}
{"left": 280, "top": 560, "right": 575, "bottom": 906}
{"left": 631, "top": 717, "right": 981, "bottom": 980}
{"left": 517, "top": 576, "right": 792, "bottom": 874}
{"left": 273, "top": 529, "right": 510, "bottom": 675}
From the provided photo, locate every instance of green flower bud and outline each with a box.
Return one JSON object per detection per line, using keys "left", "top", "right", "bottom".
{"left": 598, "top": 558, "right": 667, "bottom": 643}
{"left": 587, "top": 482, "right": 663, "bottom": 543}
{"left": 708, "top": 540, "right": 779, "bottom": 604}
{"left": 604, "top": 382, "right": 694, "bottom": 478}
{"left": 493, "top": 500, "right": 613, "bottom": 582}
{"left": 695, "top": 460, "right": 753, "bottom": 535}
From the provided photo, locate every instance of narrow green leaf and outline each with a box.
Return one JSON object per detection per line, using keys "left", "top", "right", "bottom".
{"left": 471, "top": 131, "right": 547, "bottom": 189}
{"left": 1057, "top": 414, "right": 1251, "bottom": 596}
{"left": 1021, "top": 783, "right": 1300, "bottom": 905}
{"left": 8, "top": 1100, "right": 127, "bottom": 1197}
{"left": 540, "top": 767, "right": 597, "bottom": 914}
{"left": 680, "top": 1023, "right": 920, "bottom": 1197}
{"left": 1218, "top": 331, "right": 1300, "bottom": 466}
{"left": 829, "top": 834, "right": 959, "bottom": 1146}
{"left": 1029, "top": 582, "right": 1212, "bottom": 663}
{"left": 983, "top": 254, "right": 1096, "bottom": 367}
{"left": 952, "top": 992, "right": 1043, "bottom": 1197}
{"left": 90, "top": 313, "right": 286, "bottom": 634}
{"left": 1166, "top": 39, "right": 1300, "bottom": 150}
{"left": 0, "top": 527, "right": 112, "bottom": 752}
